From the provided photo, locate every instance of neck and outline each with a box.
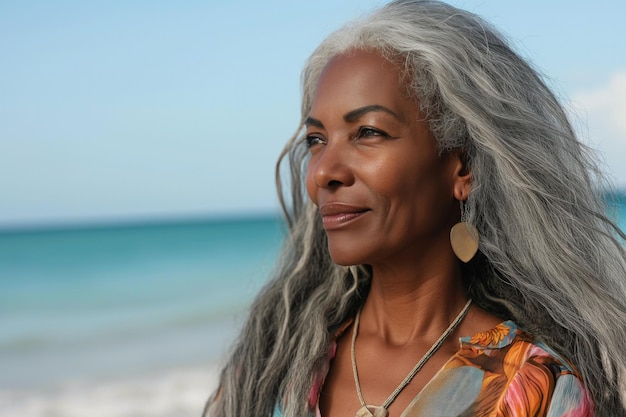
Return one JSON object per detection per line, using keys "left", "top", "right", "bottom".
{"left": 361, "top": 256, "right": 468, "bottom": 346}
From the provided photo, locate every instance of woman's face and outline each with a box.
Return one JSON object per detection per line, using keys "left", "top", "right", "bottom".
{"left": 305, "top": 50, "right": 466, "bottom": 267}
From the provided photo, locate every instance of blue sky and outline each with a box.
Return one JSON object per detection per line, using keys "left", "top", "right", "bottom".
{"left": 1, "top": 1, "right": 625, "bottom": 228}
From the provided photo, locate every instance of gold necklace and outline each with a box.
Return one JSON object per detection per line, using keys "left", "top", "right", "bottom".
{"left": 351, "top": 299, "right": 472, "bottom": 417}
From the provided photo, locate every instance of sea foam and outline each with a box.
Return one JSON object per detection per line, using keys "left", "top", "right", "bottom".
{"left": 0, "top": 364, "right": 220, "bottom": 417}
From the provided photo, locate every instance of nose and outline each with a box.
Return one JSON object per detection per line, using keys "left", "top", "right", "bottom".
{"left": 308, "top": 142, "right": 355, "bottom": 190}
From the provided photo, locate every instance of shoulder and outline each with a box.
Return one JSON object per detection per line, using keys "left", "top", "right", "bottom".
{"left": 458, "top": 320, "right": 578, "bottom": 376}
{"left": 449, "top": 320, "right": 594, "bottom": 416}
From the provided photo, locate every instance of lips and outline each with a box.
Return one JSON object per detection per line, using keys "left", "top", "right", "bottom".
{"left": 319, "top": 203, "right": 370, "bottom": 230}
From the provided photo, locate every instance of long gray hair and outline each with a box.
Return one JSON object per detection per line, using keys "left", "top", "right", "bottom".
{"left": 205, "top": 1, "right": 626, "bottom": 416}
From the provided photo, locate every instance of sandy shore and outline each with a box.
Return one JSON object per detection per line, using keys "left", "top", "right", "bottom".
{"left": 0, "top": 363, "right": 220, "bottom": 417}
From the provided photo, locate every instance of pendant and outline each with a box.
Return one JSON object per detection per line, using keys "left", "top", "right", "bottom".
{"left": 356, "top": 405, "right": 389, "bottom": 417}
{"left": 450, "top": 221, "right": 479, "bottom": 263}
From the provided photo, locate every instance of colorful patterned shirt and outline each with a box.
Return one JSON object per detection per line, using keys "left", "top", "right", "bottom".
{"left": 275, "top": 320, "right": 594, "bottom": 416}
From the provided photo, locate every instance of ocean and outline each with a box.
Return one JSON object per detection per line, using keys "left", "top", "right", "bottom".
{"left": 0, "top": 215, "right": 285, "bottom": 417}
{"left": 1, "top": 196, "right": 625, "bottom": 417}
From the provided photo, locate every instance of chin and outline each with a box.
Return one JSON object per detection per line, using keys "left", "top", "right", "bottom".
{"left": 327, "top": 242, "right": 369, "bottom": 266}
{"left": 329, "top": 256, "right": 356, "bottom": 267}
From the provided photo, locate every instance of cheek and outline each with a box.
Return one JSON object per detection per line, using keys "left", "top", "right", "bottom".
{"left": 305, "top": 166, "right": 318, "bottom": 205}
{"left": 369, "top": 158, "right": 416, "bottom": 200}
{"left": 381, "top": 157, "right": 450, "bottom": 213}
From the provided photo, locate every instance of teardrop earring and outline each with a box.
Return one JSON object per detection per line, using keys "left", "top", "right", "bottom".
{"left": 450, "top": 199, "right": 479, "bottom": 263}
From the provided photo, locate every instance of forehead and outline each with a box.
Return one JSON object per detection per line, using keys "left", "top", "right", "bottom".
{"left": 320, "top": 49, "right": 402, "bottom": 78}
{"left": 310, "top": 50, "right": 413, "bottom": 116}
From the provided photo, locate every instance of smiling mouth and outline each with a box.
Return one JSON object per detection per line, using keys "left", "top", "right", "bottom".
{"left": 319, "top": 204, "right": 370, "bottom": 230}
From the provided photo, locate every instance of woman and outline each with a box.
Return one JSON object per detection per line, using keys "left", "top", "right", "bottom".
{"left": 206, "top": 1, "right": 626, "bottom": 416}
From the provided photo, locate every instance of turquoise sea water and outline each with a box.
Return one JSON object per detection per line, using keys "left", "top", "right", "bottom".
{"left": 0, "top": 215, "right": 285, "bottom": 417}
{"left": 0, "top": 197, "right": 625, "bottom": 417}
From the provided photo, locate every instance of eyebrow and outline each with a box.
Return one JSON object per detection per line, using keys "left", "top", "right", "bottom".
{"left": 344, "top": 105, "right": 401, "bottom": 123}
{"left": 305, "top": 104, "right": 402, "bottom": 129}
{"left": 305, "top": 116, "right": 324, "bottom": 128}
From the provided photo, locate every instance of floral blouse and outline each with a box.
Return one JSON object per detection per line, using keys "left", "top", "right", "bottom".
{"left": 275, "top": 320, "right": 594, "bottom": 416}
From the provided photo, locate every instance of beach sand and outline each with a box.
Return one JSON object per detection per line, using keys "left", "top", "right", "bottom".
{"left": 0, "top": 362, "right": 220, "bottom": 417}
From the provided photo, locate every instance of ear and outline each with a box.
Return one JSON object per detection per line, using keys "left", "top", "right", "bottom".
{"left": 450, "top": 152, "right": 472, "bottom": 201}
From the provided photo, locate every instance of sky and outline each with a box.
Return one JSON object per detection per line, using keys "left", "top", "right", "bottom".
{"left": 1, "top": 0, "right": 625, "bottom": 228}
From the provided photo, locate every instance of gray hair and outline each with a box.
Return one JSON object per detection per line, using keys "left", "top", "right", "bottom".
{"left": 206, "top": 1, "right": 626, "bottom": 416}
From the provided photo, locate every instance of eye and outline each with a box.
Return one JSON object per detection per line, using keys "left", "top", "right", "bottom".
{"left": 304, "top": 134, "right": 325, "bottom": 148}
{"left": 356, "top": 126, "right": 387, "bottom": 139}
